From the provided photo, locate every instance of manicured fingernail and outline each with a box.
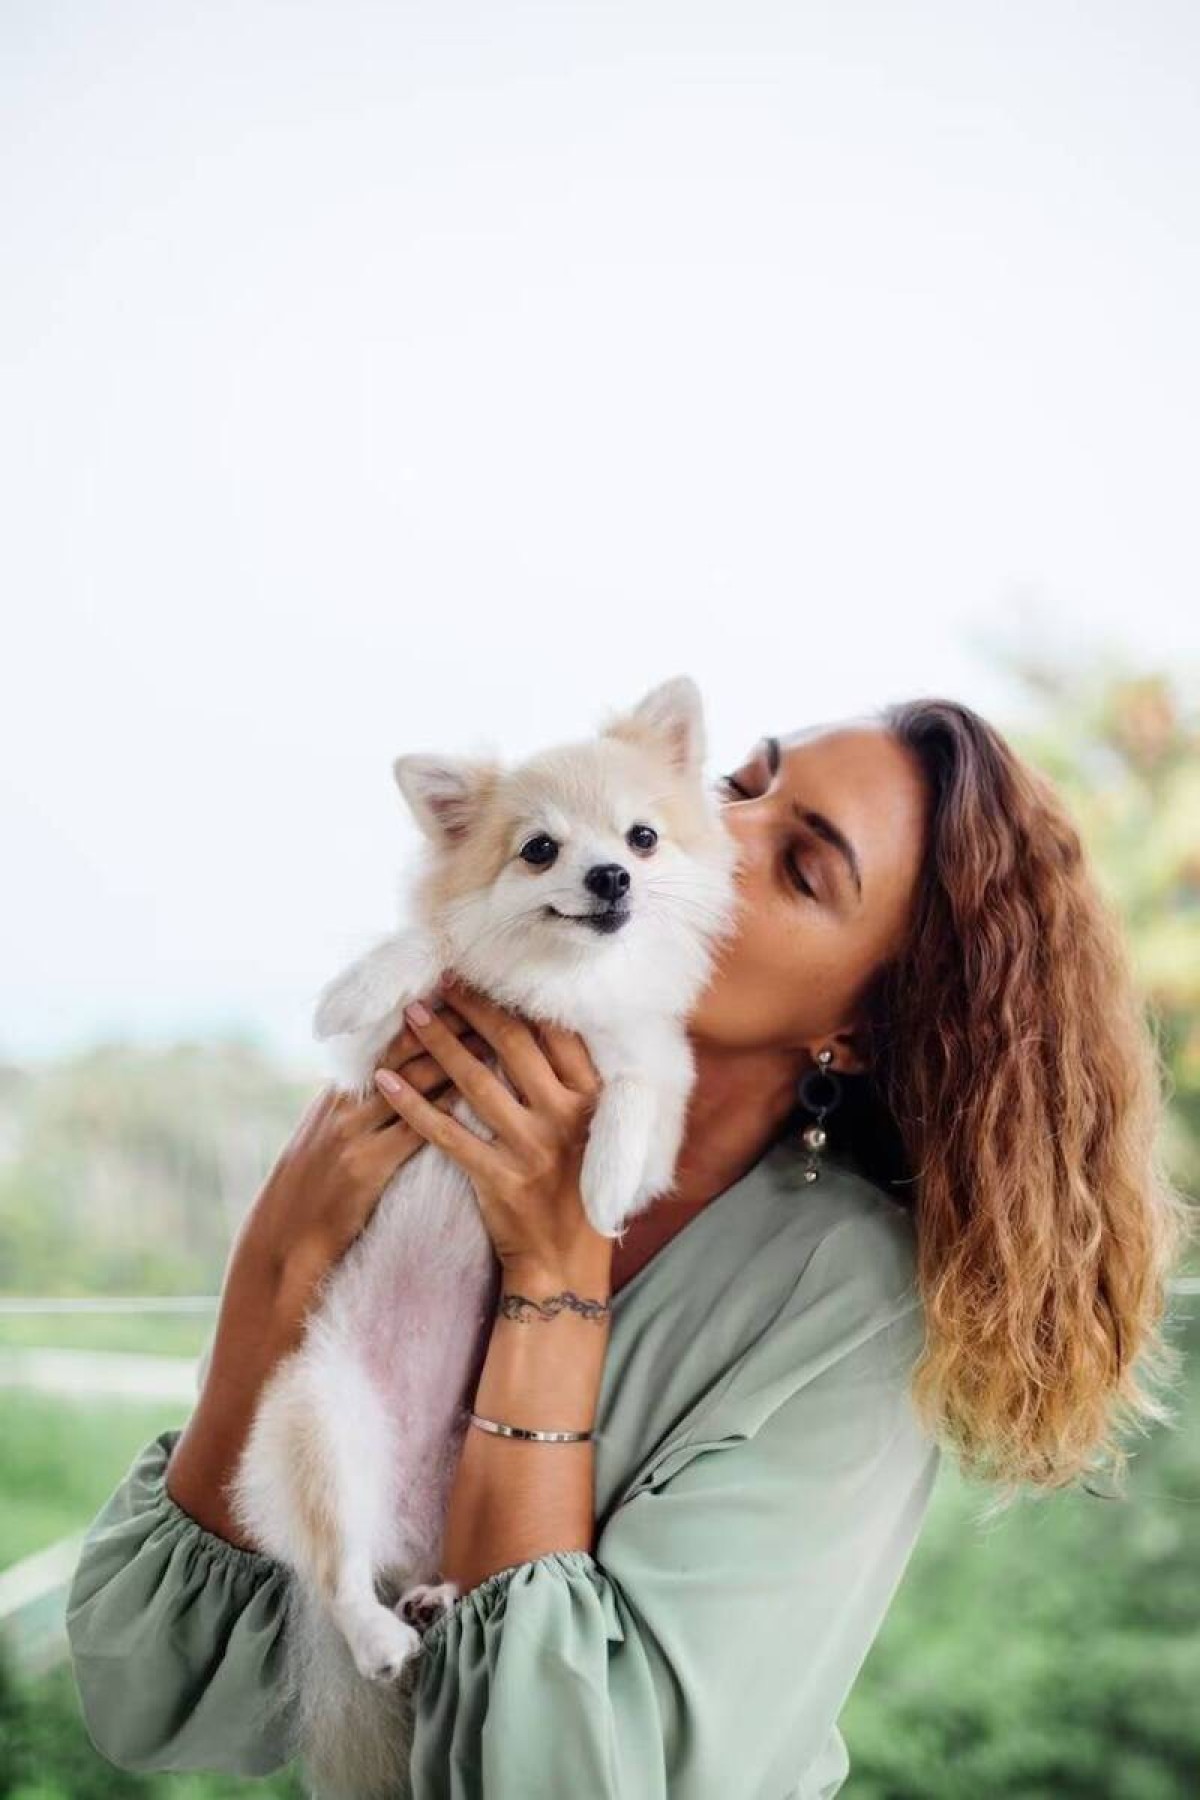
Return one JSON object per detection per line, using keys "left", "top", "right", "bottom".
{"left": 375, "top": 1069, "right": 406, "bottom": 1096}
{"left": 436, "top": 969, "right": 456, "bottom": 989}
{"left": 405, "top": 1000, "right": 432, "bottom": 1026}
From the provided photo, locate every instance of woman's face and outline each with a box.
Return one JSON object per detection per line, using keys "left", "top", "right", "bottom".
{"left": 690, "top": 721, "right": 930, "bottom": 1071}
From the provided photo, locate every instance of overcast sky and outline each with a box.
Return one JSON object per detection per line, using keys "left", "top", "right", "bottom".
{"left": 4, "top": 1, "right": 1198, "bottom": 1070}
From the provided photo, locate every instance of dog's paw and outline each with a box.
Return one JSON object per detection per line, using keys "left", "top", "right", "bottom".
{"left": 346, "top": 1606, "right": 422, "bottom": 1683}
{"left": 313, "top": 933, "right": 430, "bottom": 1041}
{"left": 579, "top": 1167, "right": 632, "bottom": 1240}
{"left": 313, "top": 968, "right": 375, "bottom": 1040}
{"left": 397, "top": 1580, "right": 460, "bottom": 1634}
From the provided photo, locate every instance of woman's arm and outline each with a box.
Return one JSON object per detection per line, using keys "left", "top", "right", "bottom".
{"left": 65, "top": 1005, "right": 489, "bottom": 1776}
{"left": 163, "top": 1243, "right": 312, "bottom": 1548}
{"left": 441, "top": 1244, "right": 614, "bottom": 1592}
{"left": 167, "top": 1007, "right": 488, "bottom": 1549}
{"left": 370, "top": 977, "right": 617, "bottom": 1592}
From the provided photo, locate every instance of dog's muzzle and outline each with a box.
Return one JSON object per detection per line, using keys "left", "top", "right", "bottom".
{"left": 544, "top": 904, "right": 631, "bottom": 935}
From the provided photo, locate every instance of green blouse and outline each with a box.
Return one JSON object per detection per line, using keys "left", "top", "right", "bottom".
{"left": 65, "top": 1138, "right": 941, "bottom": 1798}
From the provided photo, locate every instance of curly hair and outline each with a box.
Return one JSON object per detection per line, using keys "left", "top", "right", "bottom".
{"left": 820, "top": 698, "right": 1193, "bottom": 1508}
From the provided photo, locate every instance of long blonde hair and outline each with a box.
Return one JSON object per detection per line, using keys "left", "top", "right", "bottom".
{"left": 854, "top": 699, "right": 1193, "bottom": 1505}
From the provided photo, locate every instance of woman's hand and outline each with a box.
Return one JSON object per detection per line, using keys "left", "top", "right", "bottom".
{"left": 233, "top": 1004, "right": 491, "bottom": 1305}
{"left": 372, "top": 974, "right": 612, "bottom": 1285}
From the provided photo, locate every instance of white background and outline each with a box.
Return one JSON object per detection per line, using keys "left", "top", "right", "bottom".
{"left": 3, "top": 1, "right": 1197, "bottom": 1064}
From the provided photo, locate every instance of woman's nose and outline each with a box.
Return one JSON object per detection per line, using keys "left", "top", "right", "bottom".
{"left": 721, "top": 805, "right": 768, "bottom": 866}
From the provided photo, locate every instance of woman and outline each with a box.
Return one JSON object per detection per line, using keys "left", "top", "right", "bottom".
{"left": 66, "top": 701, "right": 1187, "bottom": 1799}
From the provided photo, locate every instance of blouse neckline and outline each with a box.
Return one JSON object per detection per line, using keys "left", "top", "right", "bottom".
{"left": 608, "top": 1133, "right": 792, "bottom": 1317}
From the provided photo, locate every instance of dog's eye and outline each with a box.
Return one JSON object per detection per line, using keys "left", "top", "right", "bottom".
{"left": 519, "top": 834, "right": 559, "bottom": 867}
{"left": 627, "top": 824, "right": 657, "bottom": 853}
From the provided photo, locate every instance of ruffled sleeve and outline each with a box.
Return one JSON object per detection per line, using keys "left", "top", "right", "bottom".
{"left": 408, "top": 1211, "right": 941, "bottom": 1800}
{"left": 65, "top": 1427, "right": 298, "bottom": 1776}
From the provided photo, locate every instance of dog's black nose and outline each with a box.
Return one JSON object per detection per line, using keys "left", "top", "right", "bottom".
{"left": 584, "top": 863, "right": 630, "bottom": 903}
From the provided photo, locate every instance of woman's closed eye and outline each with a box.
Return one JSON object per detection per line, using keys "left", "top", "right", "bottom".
{"left": 784, "top": 850, "right": 817, "bottom": 900}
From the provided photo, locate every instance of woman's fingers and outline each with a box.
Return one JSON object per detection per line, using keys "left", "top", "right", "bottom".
{"left": 533, "top": 1020, "right": 602, "bottom": 1098}
{"left": 395, "top": 999, "right": 531, "bottom": 1142}
{"left": 361, "top": 1085, "right": 466, "bottom": 1180}
{"left": 378, "top": 1002, "right": 475, "bottom": 1073}
{"left": 432, "top": 979, "right": 562, "bottom": 1111}
{"left": 357, "top": 1034, "right": 490, "bottom": 1127}
{"left": 350, "top": 984, "right": 596, "bottom": 1147}
{"left": 374, "top": 1066, "right": 511, "bottom": 1188}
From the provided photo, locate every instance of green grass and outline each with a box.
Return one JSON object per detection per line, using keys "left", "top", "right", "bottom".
{"left": 0, "top": 1392, "right": 184, "bottom": 1565}
{"left": 0, "top": 1311, "right": 216, "bottom": 1359}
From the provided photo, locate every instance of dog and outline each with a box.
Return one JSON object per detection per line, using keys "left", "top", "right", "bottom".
{"left": 228, "top": 674, "right": 740, "bottom": 1798}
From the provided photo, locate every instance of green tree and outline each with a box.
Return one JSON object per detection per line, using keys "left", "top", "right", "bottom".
{"left": 0, "top": 1038, "right": 314, "bottom": 1297}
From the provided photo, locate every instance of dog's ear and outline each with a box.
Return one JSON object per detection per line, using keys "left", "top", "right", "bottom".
{"left": 600, "top": 674, "right": 707, "bottom": 775}
{"left": 393, "top": 753, "right": 500, "bottom": 846}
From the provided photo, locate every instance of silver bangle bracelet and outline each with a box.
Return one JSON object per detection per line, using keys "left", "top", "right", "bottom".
{"left": 469, "top": 1410, "right": 594, "bottom": 1444}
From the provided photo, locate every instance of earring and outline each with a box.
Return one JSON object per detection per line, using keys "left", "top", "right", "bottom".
{"left": 796, "top": 1048, "right": 843, "bottom": 1184}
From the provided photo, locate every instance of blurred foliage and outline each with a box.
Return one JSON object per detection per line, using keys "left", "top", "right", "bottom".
{"left": 0, "top": 1646, "right": 305, "bottom": 1799}
{"left": 843, "top": 1303, "right": 1199, "bottom": 1797}
{"left": 0, "top": 1313, "right": 215, "bottom": 1358}
{"left": 0, "top": 1393, "right": 174, "bottom": 1565}
{"left": 0, "top": 1040, "right": 313, "bottom": 1297}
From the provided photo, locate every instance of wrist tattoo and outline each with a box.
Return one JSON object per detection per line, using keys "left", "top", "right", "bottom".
{"left": 499, "top": 1288, "right": 613, "bottom": 1325}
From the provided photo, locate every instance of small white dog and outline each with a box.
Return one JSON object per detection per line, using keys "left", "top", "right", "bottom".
{"left": 229, "top": 674, "right": 740, "bottom": 1799}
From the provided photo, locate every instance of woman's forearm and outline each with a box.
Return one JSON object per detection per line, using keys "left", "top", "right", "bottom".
{"left": 441, "top": 1242, "right": 615, "bottom": 1593}
{"left": 165, "top": 1246, "right": 319, "bottom": 1550}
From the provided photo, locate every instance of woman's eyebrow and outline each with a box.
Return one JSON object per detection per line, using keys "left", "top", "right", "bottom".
{"left": 763, "top": 735, "right": 864, "bottom": 901}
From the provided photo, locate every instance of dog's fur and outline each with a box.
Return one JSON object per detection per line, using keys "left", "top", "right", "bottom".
{"left": 228, "top": 676, "right": 740, "bottom": 1798}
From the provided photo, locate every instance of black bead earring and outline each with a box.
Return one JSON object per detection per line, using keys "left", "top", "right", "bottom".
{"left": 797, "top": 1048, "right": 843, "bottom": 1184}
